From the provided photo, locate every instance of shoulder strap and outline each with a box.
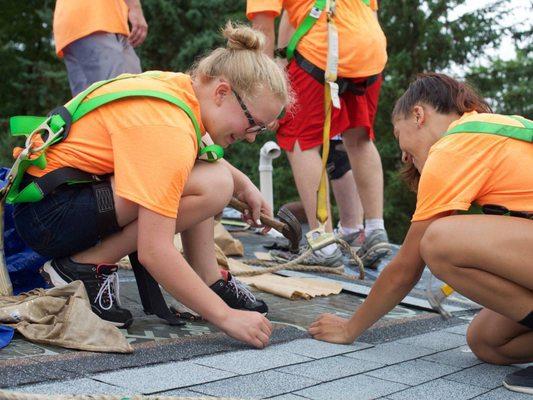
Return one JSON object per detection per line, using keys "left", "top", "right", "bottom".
{"left": 445, "top": 116, "right": 533, "bottom": 142}
{"left": 286, "top": 0, "right": 326, "bottom": 61}
{"left": 10, "top": 73, "right": 223, "bottom": 161}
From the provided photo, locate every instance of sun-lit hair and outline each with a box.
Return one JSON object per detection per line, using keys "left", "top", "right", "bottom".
{"left": 190, "top": 21, "right": 293, "bottom": 107}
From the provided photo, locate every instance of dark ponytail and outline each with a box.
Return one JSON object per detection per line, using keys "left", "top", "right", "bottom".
{"left": 394, "top": 73, "right": 491, "bottom": 192}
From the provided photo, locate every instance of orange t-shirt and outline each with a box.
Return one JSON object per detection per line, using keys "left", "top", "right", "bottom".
{"left": 412, "top": 112, "right": 533, "bottom": 222}
{"left": 53, "top": 0, "right": 130, "bottom": 57}
{"left": 246, "top": 0, "right": 387, "bottom": 77}
{"left": 28, "top": 72, "right": 202, "bottom": 219}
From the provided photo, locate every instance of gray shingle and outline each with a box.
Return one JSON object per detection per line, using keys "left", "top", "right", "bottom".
{"left": 294, "top": 374, "right": 408, "bottom": 400}
{"left": 343, "top": 341, "right": 436, "bottom": 365}
{"left": 191, "top": 370, "right": 318, "bottom": 399}
{"left": 387, "top": 378, "right": 488, "bottom": 400}
{"left": 397, "top": 331, "right": 467, "bottom": 351}
{"left": 194, "top": 347, "right": 311, "bottom": 374}
{"left": 92, "top": 360, "right": 235, "bottom": 394}
{"left": 421, "top": 346, "right": 483, "bottom": 368}
{"left": 474, "top": 387, "right": 533, "bottom": 399}
{"left": 365, "top": 359, "right": 461, "bottom": 385}
{"left": 272, "top": 338, "right": 373, "bottom": 359}
{"left": 278, "top": 355, "right": 383, "bottom": 382}
{"left": 444, "top": 324, "right": 469, "bottom": 336}
{"left": 445, "top": 364, "right": 519, "bottom": 389}
{"left": 268, "top": 394, "right": 311, "bottom": 400}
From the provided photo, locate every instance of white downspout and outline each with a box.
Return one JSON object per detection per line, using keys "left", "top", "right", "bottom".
{"left": 259, "top": 141, "right": 281, "bottom": 212}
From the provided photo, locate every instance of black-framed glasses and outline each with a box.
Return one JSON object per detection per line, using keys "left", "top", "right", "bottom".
{"left": 232, "top": 89, "right": 267, "bottom": 134}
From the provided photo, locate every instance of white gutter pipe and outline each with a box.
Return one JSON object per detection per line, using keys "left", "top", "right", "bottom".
{"left": 259, "top": 141, "right": 281, "bottom": 212}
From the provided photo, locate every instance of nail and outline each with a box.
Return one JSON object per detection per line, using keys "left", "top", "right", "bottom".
{"left": 256, "top": 219, "right": 261, "bottom": 225}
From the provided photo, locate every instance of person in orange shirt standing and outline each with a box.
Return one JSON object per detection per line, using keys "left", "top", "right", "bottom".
{"left": 310, "top": 73, "right": 533, "bottom": 371}
{"left": 247, "top": 0, "right": 389, "bottom": 268}
{"left": 53, "top": 0, "right": 148, "bottom": 95}
{"left": 13, "top": 23, "right": 290, "bottom": 348}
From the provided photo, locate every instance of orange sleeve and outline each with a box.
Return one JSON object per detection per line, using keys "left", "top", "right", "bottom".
{"left": 412, "top": 150, "right": 492, "bottom": 222}
{"left": 246, "top": 0, "right": 283, "bottom": 20}
{"left": 111, "top": 122, "right": 197, "bottom": 219}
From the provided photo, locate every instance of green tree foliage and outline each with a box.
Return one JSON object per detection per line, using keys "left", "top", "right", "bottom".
{"left": 0, "top": 0, "right": 529, "bottom": 243}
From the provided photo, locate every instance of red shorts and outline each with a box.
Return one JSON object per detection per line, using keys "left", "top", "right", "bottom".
{"left": 277, "top": 59, "right": 382, "bottom": 151}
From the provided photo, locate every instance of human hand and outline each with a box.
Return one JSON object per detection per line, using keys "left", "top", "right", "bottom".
{"left": 127, "top": 4, "right": 148, "bottom": 47}
{"left": 236, "top": 183, "right": 273, "bottom": 234}
{"left": 308, "top": 313, "right": 356, "bottom": 344}
{"left": 217, "top": 309, "right": 272, "bottom": 348}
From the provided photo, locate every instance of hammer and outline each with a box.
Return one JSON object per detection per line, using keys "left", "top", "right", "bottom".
{"left": 229, "top": 197, "right": 302, "bottom": 253}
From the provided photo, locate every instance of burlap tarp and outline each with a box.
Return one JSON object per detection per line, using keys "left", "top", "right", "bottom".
{"left": 0, "top": 280, "right": 132, "bottom": 353}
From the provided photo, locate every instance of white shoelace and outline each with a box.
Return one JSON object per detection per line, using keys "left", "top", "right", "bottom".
{"left": 228, "top": 277, "right": 257, "bottom": 303}
{"left": 94, "top": 272, "right": 121, "bottom": 310}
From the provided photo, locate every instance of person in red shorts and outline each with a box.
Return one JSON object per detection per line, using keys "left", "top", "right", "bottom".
{"left": 247, "top": 0, "right": 389, "bottom": 268}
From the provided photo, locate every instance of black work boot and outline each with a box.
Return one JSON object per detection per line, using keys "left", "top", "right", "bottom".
{"left": 41, "top": 257, "right": 133, "bottom": 328}
{"left": 210, "top": 271, "right": 268, "bottom": 315}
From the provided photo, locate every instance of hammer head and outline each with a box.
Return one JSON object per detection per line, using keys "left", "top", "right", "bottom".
{"left": 277, "top": 205, "right": 302, "bottom": 253}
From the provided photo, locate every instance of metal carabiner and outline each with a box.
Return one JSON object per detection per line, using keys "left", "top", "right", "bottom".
{"left": 24, "top": 117, "right": 65, "bottom": 154}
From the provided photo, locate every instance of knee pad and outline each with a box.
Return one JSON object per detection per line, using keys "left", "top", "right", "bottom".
{"left": 326, "top": 141, "right": 351, "bottom": 180}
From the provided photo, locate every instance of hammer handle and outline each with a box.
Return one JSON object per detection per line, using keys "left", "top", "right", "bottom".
{"left": 229, "top": 198, "right": 286, "bottom": 232}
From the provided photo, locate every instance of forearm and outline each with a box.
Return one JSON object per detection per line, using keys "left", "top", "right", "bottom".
{"left": 251, "top": 14, "right": 276, "bottom": 58}
{"left": 347, "top": 262, "right": 421, "bottom": 339}
{"left": 139, "top": 245, "right": 229, "bottom": 324}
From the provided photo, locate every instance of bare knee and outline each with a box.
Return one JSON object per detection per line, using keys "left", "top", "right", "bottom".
{"left": 342, "top": 127, "right": 371, "bottom": 149}
{"left": 466, "top": 324, "right": 510, "bottom": 365}
{"left": 186, "top": 161, "right": 233, "bottom": 209}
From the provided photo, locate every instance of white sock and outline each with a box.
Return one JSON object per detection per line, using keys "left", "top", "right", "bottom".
{"left": 317, "top": 243, "right": 338, "bottom": 256}
{"left": 338, "top": 224, "right": 364, "bottom": 236}
{"left": 364, "top": 219, "right": 385, "bottom": 237}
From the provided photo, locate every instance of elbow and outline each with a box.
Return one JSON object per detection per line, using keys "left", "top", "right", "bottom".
{"left": 386, "top": 263, "right": 422, "bottom": 290}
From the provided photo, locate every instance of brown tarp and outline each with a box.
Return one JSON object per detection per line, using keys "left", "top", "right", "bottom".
{"left": 0, "top": 281, "right": 132, "bottom": 353}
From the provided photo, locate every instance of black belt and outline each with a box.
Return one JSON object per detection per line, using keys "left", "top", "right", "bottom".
{"left": 293, "top": 50, "right": 379, "bottom": 95}
{"left": 482, "top": 204, "right": 533, "bottom": 220}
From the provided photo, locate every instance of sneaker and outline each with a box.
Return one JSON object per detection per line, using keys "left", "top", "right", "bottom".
{"left": 270, "top": 245, "right": 344, "bottom": 267}
{"left": 356, "top": 228, "right": 391, "bottom": 269}
{"left": 210, "top": 272, "right": 268, "bottom": 315}
{"left": 41, "top": 258, "right": 133, "bottom": 329}
{"left": 334, "top": 228, "right": 365, "bottom": 251}
{"left": 503, "top": 366, "right": 533, "bottom": 395}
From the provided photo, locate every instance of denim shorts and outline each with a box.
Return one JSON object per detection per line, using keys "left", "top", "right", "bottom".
{"left": 13, "top": 181, "right": 119, "bottom": 259}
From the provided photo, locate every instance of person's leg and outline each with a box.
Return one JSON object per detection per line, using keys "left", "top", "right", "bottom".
{"left": 74, "top": 161, "right": 233, "bottom": 265}
{"left": 341, "top": 127, "right": 383, "bottom": 221}
{"left": 331, "top": 171, "right": 363, "bottom": 230}
{"left": 66, "top": 33, "right": 137, "bottom": 89}
{"left": 63, "top": 47, "right": 89, "bottom": 96}
{"left": 117, "top": 34, "right": 142, "bottom": 74}
{"left": 419, "top": 214, "right": 533, "bottom": 364}
{"left": 466, "top": 309, "right": 533, "bottom": 365}
{"left": 285, "top": 142, "right": 333, "bottom": 232}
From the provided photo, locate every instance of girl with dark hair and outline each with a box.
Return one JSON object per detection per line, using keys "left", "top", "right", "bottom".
{"left": 309, "top": 73, "right": 533, "bottom": 367}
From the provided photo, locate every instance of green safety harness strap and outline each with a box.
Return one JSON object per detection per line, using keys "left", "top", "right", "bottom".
{"left": 286, "top": 0, "right": 326, "bottom": 61}
{"left": 5, "top": 73, "right": 223, "bottom": 204}
{"left": 445, "top": 116, "right": 533, "bottom": 142}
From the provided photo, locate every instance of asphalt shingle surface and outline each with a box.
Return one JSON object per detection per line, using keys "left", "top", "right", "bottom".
{"left": 93, "top": 361, "right": 236, "bottom": 394}
{"left": 194, "top": 347, "right": 312, "bottom": 374}
{"left": 191, "top": 370, "right": 318, "bottom": 399}
{"left": 278, "top": 355, "right": 383, "bottom": 382}
{"left": 421, "top": 346, "right": 483, "bottom": 368}
{"left": 387, "top": 378, "right": 488, "bottom": 400}
{"left": 294, "top": 373, "right": 409, "bottom": 400}
{"left": 444, "top": 364, "right": 519, "bottom": 389}
{"left": 342, "top": 340, "right": 437, "bottom": 365}
{"left": 365, "top": 359, "right": 462, "bottom": 386}
{"left": 271, "top": 338, "right": 373, "bottom": 359}
{"left": 397, "top": 330, "right": 468, "bottom": 351}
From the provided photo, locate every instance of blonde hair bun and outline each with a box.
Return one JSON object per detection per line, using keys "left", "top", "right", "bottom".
{"left": 223, "top": 21, "right": 265, "bottom": 52}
